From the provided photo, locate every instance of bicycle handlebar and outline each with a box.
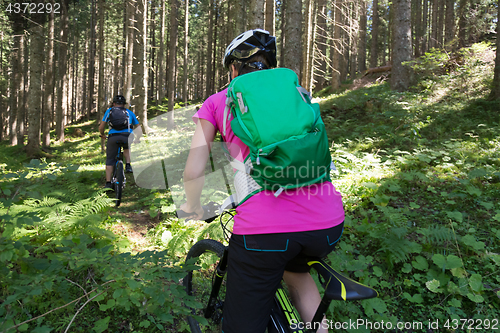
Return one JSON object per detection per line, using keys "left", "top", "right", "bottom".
{"left": 176, "top": 201, "right": 221, "bottom": 223}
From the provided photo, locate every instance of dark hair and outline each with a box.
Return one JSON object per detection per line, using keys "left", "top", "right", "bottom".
{"left": 231, "top": 54, "right": 270, "bottom": 76}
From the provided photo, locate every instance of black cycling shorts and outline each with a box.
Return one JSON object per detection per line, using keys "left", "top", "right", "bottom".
{"left": 106, "top": 133, "right": 131, "bottom": 166}
{"left": 222, "top": 222, "right": 344, "bottom": 333}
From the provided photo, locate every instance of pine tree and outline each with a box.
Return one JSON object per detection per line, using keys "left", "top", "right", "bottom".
{"left": 391, "top": 0, "right": 412, "bottom": 91}
{"left": 488, "top": 2, "right": 500, "bottom": 100}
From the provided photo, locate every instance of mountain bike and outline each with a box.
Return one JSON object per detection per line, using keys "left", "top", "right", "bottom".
{"left": 111, "top": 140, "right": 127, "bottom": 207}
{"left": 180, "top": 203, "right": 378, "bottom": 333}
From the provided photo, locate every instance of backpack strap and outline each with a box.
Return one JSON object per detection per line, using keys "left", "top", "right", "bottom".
{"left": 126, "top": 109, "right": 131, "bottom": 132}
{"left": 296, "top": 86, "right": 312, "bottom": 103}
{"left": 219, "top": 195, "right": 238, "bottom": 214}
{"left": 229, "top": 159, "right": 252, "bottom": 174}
{"left": 223, "top": 96, "right": 233, "bottom": 137}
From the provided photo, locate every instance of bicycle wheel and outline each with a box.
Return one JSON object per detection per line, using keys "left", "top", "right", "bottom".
{"left": 115, "top": 161, "right": 124, "bottom": 207}
{"left": 184, "top": 239, "right": 227, "bottom": 333}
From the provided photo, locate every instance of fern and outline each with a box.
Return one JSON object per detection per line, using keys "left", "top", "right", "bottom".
{"left": 379, "top": 234, "right": 416, "bottom": 266}
{"left": 23, "top": 196, "right": 62, "bottom": 208}
{"left": 380, "top": 206, "right": 409, "bottom": 227}
{"left": 167, "top": 225, "right": 199, "bottom": 256}
{"left": 418, "top": 225, "right": 454, "bottom": 246}
{"left": 24, "top": 193, "right": 115, "bottom": 240}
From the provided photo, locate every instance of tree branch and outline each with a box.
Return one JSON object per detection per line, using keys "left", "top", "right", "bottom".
{"left": 2, "top": 280, "right": 115, "bottom": 333}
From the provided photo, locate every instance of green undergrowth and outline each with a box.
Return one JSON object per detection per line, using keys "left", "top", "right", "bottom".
{"left": 0, "top": 160, "right": 200, "bottom": 332}
{"left": 1, "top": 42, "right": 500, "bottom": 332}
{"left": 310, "top": 43, "right": 500, "bottom": 331}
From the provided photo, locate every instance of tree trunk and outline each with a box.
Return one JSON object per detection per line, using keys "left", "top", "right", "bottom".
{"left": 265, "top": 0, "right": 275, "bottom": 35}
{"left": 113, "top": 42, "right": 120, "bottom": 97}
{"left": 437, "top": 0, "right": 445, "bottom": 48}
{"left": 301, "top": 0, "right": 314, "bottom": 89}
{"left": 248, "top": 0, "right": 264, "bottom": 29}
{"left": 228, "top": 0, "right": 236, "bottom": 41}
{"left": 331, "top": 0, "right": 343, "bottom": 90}
{"left": 212, "top": 1, "right": 218, "bottom": 91}
{"left": 149, "top": 0, "right": 156, "bottom": 101}
{"left": 391, "top": 0, "right": 412, "bottom": 91}
{"left": 370, "top": 0, "right": 379, "bottom": 68}
{"left": 124, "top": 0, "right": 135, "bottom": 103}
{"left": 82, "top": 32, "right": 89, "bottom": 120}
{"left": 308, "top": 2, "right": 317, "bottom": 92}
{"left": 88, "top": 0, "right": 97, "bottom": 119}
{"left": 233, "top": 0, "right": 246, "bottom": 34}
{"left": 167, "top": 0, "right": 178, "bottom": 128}
{"left": 16, "top": 34, "right": 28, "bottom": 145}
{"left": 98, "top": 0, "right": 105, "bottom": 122}
{"left": 157, "top": 0, "right": 165, "bottom": 102}
{"left": 358, "top": 0, "right": 367, "bottom": 73}
{"left": 414, "top": 0, "right": 422, "bottom": 57}
{"left": 316, "top": 0, "right": 328, "bottom": 90}
{"left": 43, "top": 8, "right": 55, "bottom": 147}
{"left": 431, "top": 0, "right": 438, "bottom": 48}
{"left": 9, "top": 23, "right": 23, "bottom": 146}
{"left": 350, "top": 1, "right": 359, "bottom": 79}
{"left": 132, "top": 0, "right": 148, "bottom": 130}
{"left": 458, "top": 0, "right": 468, "bottom": 48}
{"left": 205, "top": 0, "right": 214, "bottom": 98}
{"left": 282, "top": 0, "right": 302, "bottom": 76}
{"left": 488, "top": 2, "right": 500, "bottom": 100}
{"left": 71, "top": 29, "right": 78, "bottom": 123}
{"left": 387, "top": 2, "right": 394, "bottom": 64}
{"left": 422, "top": 0, "right": 428, "bottom": 53}
{"left": 0, "top": 32, "right": 4, "bottom": 141}
{"left": 444, "top": 0, "right": 455, "bottom": 50}
{"left": 26, "top": 12, "right": 45, "bottom": 158}
{"left": 279, "top": 0, "right": 286, "bottom": 66}
{"left": 183, "top": 0, "right": 189, "bottom": 104}
{"left": 56, "top": 0, "right": 69, "bottom": 141}
{"left": 340, "top": 2, "right": 348, "bottom": 82}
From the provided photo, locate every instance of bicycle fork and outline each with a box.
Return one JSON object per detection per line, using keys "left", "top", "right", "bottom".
{"left": 204, "top": 248, "right": 229, "bottom": 320}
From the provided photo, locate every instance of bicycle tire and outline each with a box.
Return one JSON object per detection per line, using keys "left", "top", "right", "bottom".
{"left": 184, "top": 239, "right": 227, "bottom": 333}
{"left": 115, "top": 161, "right": 124, "bottom": 207}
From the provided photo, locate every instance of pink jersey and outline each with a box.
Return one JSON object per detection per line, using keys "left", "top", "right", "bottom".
{"left": 194, "top": 89, "right": 345, "bottom": 235}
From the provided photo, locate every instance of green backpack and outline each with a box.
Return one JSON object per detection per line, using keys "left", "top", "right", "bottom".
{"left": 223, "top": 67, "right": 332, "bottom": 204}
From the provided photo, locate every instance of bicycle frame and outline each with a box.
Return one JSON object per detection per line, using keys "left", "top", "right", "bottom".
{"left": 114, "top": 145, "right": 124, "bottom": 172}
{"left": 181, "top": 206, "right": 378, "bottom": 333}
{"left": 112, "top": 142, "right": 126, "bottom": 207}
{"left": 200, "top": 248, "right": 326, "bottom": 333}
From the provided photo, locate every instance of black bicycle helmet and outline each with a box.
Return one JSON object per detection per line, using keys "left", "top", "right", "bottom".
{"left": 223, "top": 29, "right": 277, "bottom": 70}
{"left": 113, "top": 95, "right": 126, "bottom": 105}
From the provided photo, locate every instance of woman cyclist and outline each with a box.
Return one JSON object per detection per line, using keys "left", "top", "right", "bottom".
{"left": 180, "top": 29, "right": 345, "bottom": 333}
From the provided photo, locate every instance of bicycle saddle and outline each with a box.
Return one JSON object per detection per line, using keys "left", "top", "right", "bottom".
{"left": 309, "top": 260, "right": 378, "bottom": 301}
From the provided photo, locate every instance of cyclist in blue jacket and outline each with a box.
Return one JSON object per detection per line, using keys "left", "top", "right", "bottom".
{"left": 99, "top": 95, "right": 140, "bottom": 189}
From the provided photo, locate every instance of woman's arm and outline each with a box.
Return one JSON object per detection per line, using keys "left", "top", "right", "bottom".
{"left": 180, "top": 119, "right": 217, "bottom": 219}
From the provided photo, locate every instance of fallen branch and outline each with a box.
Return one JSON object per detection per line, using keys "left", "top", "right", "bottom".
{"left": 363, "top": 65, "right": 392, "bottom": 77}
{"left": 64, "top": 288, "right": 109, "bottom": 333}
{"left": 2, "top": 280, "right": 115, "bottom": 333}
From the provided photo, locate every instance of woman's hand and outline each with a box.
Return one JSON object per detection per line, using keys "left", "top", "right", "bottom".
{"left": 179, "top": 202, "right": 205, "bottom": 220}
